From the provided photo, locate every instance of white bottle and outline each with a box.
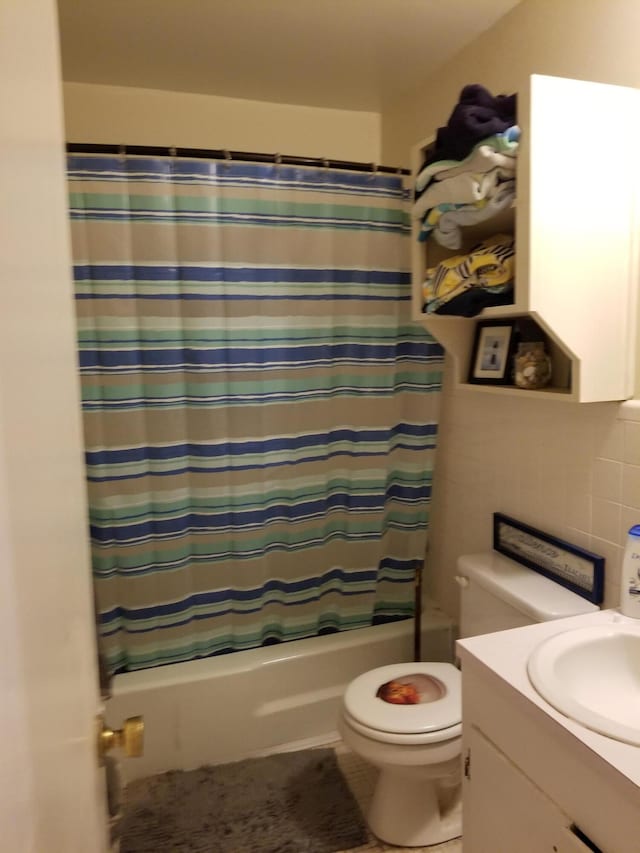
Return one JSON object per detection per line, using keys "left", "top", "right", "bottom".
{"left": 620, "top": 524, "right": 640, "bottom": 617}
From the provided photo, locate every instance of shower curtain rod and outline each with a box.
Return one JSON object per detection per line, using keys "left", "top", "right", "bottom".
{"left": 66, "top": 142, "right": 410, "bottom": 176}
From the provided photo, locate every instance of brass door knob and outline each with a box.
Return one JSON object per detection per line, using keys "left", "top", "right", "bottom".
{"left": 97, "top": 714, "right": 144, "bottom": 764}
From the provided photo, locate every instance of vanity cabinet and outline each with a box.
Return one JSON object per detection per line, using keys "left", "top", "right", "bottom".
{"left": 411, "top": 74, "right": 640, "bottom": 402}
{"left": 458, "top": 615, "right": 640, "bottom": 853}
{"left": 464, "top": 726, "right": 597, "bottom": 853}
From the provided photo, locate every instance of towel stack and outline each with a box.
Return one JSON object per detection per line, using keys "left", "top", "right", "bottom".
{"left": 415, "top": 84, "right": 519, "bottom": 315}
{"left": 422, "top": 233, "right": 515, "bottom": 317}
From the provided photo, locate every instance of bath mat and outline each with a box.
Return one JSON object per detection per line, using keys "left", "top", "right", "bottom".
{"left": 119, "top": 747, "right": 368, "bottom": 853}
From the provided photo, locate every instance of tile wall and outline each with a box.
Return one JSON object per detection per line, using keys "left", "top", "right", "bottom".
{"left": 427, "top": 363, "right": 640, "bottom": 623}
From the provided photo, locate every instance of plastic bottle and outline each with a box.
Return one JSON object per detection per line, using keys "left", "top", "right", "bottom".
{"left": 620, "top": 524, "right": 640, "bottom": 617}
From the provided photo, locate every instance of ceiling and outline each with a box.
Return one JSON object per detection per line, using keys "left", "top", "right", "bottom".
{"left": 56, "top": 0, "right": 521, "bottom": 112}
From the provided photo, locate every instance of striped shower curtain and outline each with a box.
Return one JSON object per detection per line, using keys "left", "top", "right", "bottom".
{"left": 67, "top": 154, "right": 443, "bottom": 672}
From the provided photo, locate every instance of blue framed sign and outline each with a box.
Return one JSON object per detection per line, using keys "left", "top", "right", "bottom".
{"left": 493, "top": 513, "right": 604, "bottom": 604}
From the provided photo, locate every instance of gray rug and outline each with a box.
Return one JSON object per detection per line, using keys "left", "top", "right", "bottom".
{"left": 119, "top": 748, "right": 368, "bottom": 853}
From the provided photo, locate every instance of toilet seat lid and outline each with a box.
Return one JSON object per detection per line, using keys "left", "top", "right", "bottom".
{"left": 343, "top": 662, "right": 461, "bottom": 735}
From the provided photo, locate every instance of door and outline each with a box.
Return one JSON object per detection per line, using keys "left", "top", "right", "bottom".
{"left": 0, "top": 1, "right": 109, "bottom": 850}
{"left": 463, "top": 726, "right": 605, "bottom": 853}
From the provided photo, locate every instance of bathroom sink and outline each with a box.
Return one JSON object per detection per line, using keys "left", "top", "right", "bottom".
{"left": 527, "top": 622, "right": 640, "bottom": 745}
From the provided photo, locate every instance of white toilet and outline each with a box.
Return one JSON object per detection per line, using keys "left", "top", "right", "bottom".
{"left": 338, "top": 551, "right": 599, "bottom": 847}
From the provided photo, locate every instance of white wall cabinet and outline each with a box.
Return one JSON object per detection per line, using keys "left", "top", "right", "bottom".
{"left": 411, "top": 75, "right": 640, "bottom": 402}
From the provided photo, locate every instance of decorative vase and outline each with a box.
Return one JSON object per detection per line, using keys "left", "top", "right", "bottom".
{"left": 514, "top": 342, "right": 552, "bottom": 390}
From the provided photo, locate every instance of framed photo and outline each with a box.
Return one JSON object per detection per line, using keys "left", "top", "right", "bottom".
{"left": 468, "top": 319, "right": 516, "bottom": 384}
{"left": 493, "top": 512, "right": 604, "bottom": 604}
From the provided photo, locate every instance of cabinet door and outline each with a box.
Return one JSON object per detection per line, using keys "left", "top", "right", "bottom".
{"left": 464, "top": 725, "right": 603, "bottom": 853}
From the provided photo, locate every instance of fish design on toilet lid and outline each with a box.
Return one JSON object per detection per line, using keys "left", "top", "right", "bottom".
{"left": 344, "top": 662, "right": 461, "bottom": 735}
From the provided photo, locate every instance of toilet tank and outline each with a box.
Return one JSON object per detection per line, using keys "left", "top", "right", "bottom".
{"left": 456, "top": 551, "right": 599, "bottom": 639}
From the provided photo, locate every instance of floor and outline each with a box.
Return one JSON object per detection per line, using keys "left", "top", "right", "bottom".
{"left": 333, "top": 741, "right": 462, "bottom": 853}
{"left": 117, "top": 738, "right": 463, "bottom": 853}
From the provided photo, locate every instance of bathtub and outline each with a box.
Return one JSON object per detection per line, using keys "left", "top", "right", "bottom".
{"left": 107, "top": 601, "right": 455, "bottom": 782}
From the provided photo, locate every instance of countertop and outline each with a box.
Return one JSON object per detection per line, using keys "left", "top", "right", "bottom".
{"left": 457, "top": 608, "right": 640, "bottom": 789}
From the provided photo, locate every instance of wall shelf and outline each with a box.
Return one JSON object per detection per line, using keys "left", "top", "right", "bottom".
{"left": 411, "top": 74, "right": 640, "bottom": 402}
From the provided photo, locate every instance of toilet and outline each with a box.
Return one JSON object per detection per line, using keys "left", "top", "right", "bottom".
{"left": 338, "top": 551, "right": 599, "bottom": 847}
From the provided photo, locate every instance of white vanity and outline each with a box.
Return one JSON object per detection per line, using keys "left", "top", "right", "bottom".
{"left": 457, "top": 609, "right": 640, "bottom": 853}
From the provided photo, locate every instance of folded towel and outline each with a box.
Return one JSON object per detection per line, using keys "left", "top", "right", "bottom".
{"left": 415, "top": 127, "right": 520, "bottom": 193}
{"left": 412, "top": 166, "right": 513, "bottom": 221}
{"left": 433, "top": 145, "right": 516, "bottom": 183}
{"left": 418, "top": 200, "right": 488, "bottom": 242}
{"left": 431, "top": 181, "right": 516, "bottom": 249}
{"left": 425, "top": 85, "right": 517, "bottom": 164}
{"left": 433, "top": 284, "right": 514, "bottom": 317}
{"left": 422, "top": 233, "right": 515, "bottom": 315}
{"left": 478, "top": 125, "right": 520, "bottom": 152}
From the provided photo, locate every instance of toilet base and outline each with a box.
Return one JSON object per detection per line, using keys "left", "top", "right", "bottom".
{"left": 368, "top": 764, "right": 462, "bottom": 848}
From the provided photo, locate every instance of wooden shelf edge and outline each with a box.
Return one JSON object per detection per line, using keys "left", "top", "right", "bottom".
{"left": 452, "top": 382, "right": 576, "bottom": 400}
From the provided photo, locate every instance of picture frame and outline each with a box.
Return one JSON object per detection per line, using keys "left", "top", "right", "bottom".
{"left": 493, "top": 512, "right": 604, "bottom": 604}
{"left": 468, "top": 319, "right": 516, "bottom": 385}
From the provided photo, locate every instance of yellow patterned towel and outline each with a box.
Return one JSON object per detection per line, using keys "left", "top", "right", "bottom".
{"left": 422, "top": 233, "right": 514, "bottom": 314}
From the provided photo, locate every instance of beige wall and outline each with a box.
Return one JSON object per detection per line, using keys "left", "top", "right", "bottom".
{"left": 380, "top": 0, "right": 640, "bottom": 622}
{"left": 63, "top": 81, "right": 382, "bottom": 163}
{"left": 382, "top": 0, "right": 640, "bottom": 167}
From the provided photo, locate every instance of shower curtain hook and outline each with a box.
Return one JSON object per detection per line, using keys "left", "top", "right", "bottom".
{"left": 274, "top": 152, "right": 282, "bottom": 166}
{"left": 369, "top": 162, "right": 378, "bottom": 181}
{"left": 222, "top": 149, "right": 232, "bottom": 171}
{"left": 169, "top": 146, "right": 177, "bottom": 157}
{"left": 322, "top": 157, "right": 330, "bottom": 170}
{"left": 118, "top": 144, "right": 126, "bottom": 162}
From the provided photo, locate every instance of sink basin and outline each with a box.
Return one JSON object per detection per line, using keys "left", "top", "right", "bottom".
{"left": 527, "top": 622, "right": 640, "bottom": 745}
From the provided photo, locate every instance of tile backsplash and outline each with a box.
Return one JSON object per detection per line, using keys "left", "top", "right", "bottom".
{"left": 427, "top": 366, "right": 640, "bottom": 622}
